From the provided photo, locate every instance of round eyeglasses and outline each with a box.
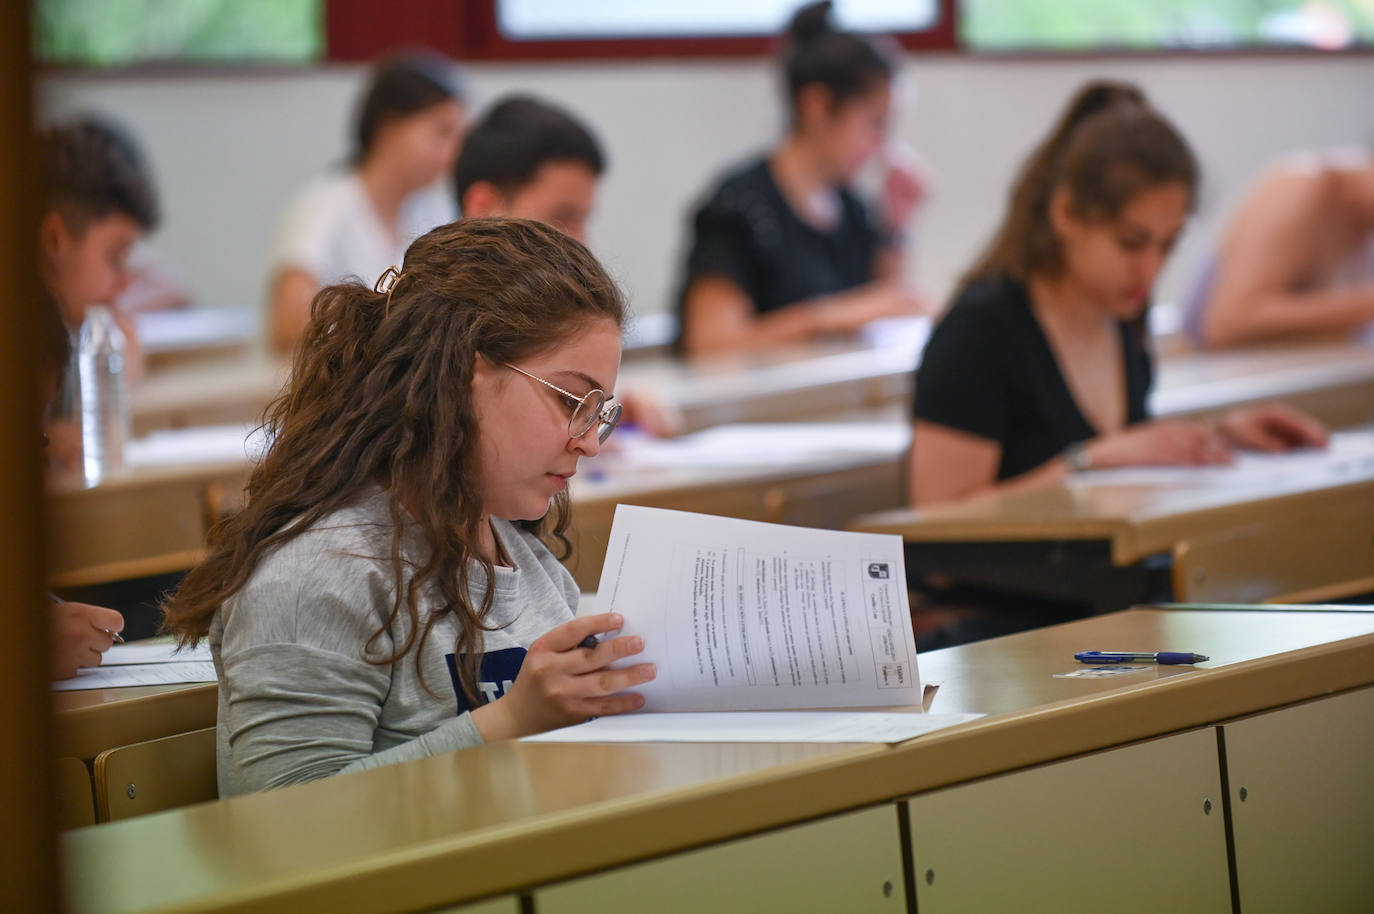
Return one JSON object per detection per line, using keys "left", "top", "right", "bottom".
{"left": 503, "top": 363, "right": 622, "bottom": 444}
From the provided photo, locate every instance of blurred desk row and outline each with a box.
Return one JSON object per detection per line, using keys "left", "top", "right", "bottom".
{"left": 130, "top": 317, "right": 1374, "bottom": 435}
{"left": 54, "top": 326, "right": 1374, "bottom": 603}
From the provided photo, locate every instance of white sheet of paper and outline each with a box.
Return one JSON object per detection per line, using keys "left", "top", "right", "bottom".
{"left": 97, "top": 640, "right": 213, "bottom": 666}
{"left": 600, "top": 423, "right": 908, "bottom": 471}
{"left": 135, "top": 308, "right": 256, "bottom": 354}
{"left": 51, "top": 661, "right": 216, "bottom": 691}
{"left": 125, "top": 423, "right": 269, "bottom": 468}
{"left": 1069, "top": 430, "right": 1374, "bottom": 488}
{"left": 522, "top": 711, "right": 981, "bottom": 744}
{"left": 592, "top": 506, "right": 921, "bottom": 712}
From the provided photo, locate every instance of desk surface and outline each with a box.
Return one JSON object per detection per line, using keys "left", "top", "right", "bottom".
{"left": 61, "top": 606, "right": 1374, "bottom": 914}
{"left": 855, "top": 429, "right": 1374, "bottom": 565}
{"left": 130, "top": 330, "right": 1374, "bottom": 437}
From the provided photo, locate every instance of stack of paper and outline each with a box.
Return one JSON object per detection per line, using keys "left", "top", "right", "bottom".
{"left": 524, "top": 506, "right": 981, "bottom": 745}
{"left": 52, "top": 640, "right": 216, "bottom": 691}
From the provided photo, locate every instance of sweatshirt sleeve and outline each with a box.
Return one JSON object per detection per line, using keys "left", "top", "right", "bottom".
{"left": 217, "top": 534, "right": 483, "bottom": 793}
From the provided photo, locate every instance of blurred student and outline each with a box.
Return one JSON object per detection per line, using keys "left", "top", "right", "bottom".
{"left": 455, "top": 94, "right": 603, "bottom": 244}
{"left": 38, "top": 116, "right": 162, "bottom": 470}
{"left": 269, "top": 51, "right": 467, "bottom": 351}
{"left": 677, "top": 1, "right": 926, "bottom": 356}
{"left": 909, "top": 82, "right": 1327, "bottom": 509}
{"left": 456, "top": 94, "right": 681, "bottom": 436}
{"left": 1185, "top": 149, "right": 1374, "bottom": 348}
{"left": 38, "top": 287, "right": 126, "bottom": 679}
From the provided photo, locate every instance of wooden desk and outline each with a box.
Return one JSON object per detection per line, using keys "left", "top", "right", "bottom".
{"left": 1152, "top": 336, "right": 1374, "bottom": 429}
{"left": 564, "top": 424, "right": 907, "bottom": 589}
{"left": 61, "top": 606, "right": 1374, "bottom": 913}
{"left": 53, "top": 682, "right": 217, "bottom": 766}
{"left": 129, "top": 326, "right": 1374, "bottom": 438}
{"left": 132, "top": 351, "right": 287, "bottom": 437}
{"left": 135, "top": 309, "right": 258, "bottom": 373}
{"left": 47, "top": 424, "right": 908, "bottom": 594}
{"left": 854, "top": 432, "right": 1374, "bottom": 609}
{"left": 47, "top": 460, "right": 252, "bottom": 588}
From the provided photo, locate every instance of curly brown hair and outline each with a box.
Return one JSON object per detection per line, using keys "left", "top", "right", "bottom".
{"left": 161, "top": 218, "right": 626, "bottom": 703}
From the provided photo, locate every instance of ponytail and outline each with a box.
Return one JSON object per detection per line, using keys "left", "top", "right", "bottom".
{"left": 782, "top": 1, "right": 897, "bottom": 124}
{"left": 960, "top": 80, "right": 1196, "bottom": 292}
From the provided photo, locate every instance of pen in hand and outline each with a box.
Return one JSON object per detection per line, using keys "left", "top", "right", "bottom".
{"left": 49, "top": 592, "right": 124, "bottom": 642}
{"left": 1075, "top": 651, "right": 1208, "bottom": 665}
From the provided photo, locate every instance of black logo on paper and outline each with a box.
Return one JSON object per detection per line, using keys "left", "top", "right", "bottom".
{"left": 867, "top": 562, "right": 891, "bottom": 580}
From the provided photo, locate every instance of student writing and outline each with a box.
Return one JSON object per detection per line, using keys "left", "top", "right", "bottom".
{"left": 909, "top": 81, "right": 1327, "bottom": 508}
{"left": 677, "top": 1, "right": 925, "bottom": 356}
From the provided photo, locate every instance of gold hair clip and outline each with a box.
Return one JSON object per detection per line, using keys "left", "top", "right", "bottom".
{"left": 374, "top": 264, "right": 405, "bottom": 317}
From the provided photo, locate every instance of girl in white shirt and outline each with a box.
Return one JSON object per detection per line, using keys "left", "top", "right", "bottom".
{"left": 270, "top": 51, "right": 467, "bottom": 351}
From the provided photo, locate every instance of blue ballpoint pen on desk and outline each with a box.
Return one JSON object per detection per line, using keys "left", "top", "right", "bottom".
{"left": 1075, "top": 650, "right": 1208, "bottom": 665}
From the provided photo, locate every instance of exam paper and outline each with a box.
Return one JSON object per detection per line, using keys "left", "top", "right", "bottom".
{"left": 522, "top": 711, "right": 982, "bottom": 744}
{"left": 593, "top": 506, "right": 921, "bottom": 712}
{"left": 600, "top": 423, "right": 908, "bottom": 471}
{"left": 1069, "top": 429, "right": 1374, "bottom": 488}
{"left": 51, "top": 661, "right": 216, "bottom": 691}
{"left": 125, "top": 423, "right": 269, "bottom": 468}
{"left": 96, "top": 640, "right": 212, "bottom": 666}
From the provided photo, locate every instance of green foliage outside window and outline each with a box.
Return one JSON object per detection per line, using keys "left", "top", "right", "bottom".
{"left": 36, "top": 0, "right": 324, "bottom": 67}
{"left": 963, "top": 0, "right": 1374, "bottom": 51}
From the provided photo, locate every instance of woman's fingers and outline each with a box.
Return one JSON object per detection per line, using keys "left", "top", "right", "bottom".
{"left": 578, "top": 691, "right": 648, "bottom": 718}
{"left": 535, "top": 612, "right": 624, "bottom": 653}
{"left": 578, "top": 662, "right": 657, "bottom": 698}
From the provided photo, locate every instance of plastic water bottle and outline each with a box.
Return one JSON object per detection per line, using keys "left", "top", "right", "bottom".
{"left": 78, "top": 305, "right": 129, "bottom": 485}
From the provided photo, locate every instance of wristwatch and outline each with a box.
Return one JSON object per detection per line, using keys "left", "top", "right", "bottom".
{"left": 1062, "top": 442, "right": 1094, "bottom": 473}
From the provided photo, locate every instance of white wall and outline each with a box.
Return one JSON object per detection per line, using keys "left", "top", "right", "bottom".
{"left": 38, "top": 53, "right": 1374, "bottom": 324}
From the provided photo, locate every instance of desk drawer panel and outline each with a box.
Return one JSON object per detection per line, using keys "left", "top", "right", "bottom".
{"left": 1224, "top": 685, "right": 1374, "bottom": 914}
{"left": 906, "top": 727, "right": 1231, "bottom": 913}
{"left": 533, "top": 803, "right": 905, "bottom": 914}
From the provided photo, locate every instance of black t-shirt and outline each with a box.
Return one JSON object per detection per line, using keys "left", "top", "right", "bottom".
{"left": 678, "top": 156, "right": 880, "bottom": 321}
{"left": 912, "top": 275, "right": 1153, "bottom": 480}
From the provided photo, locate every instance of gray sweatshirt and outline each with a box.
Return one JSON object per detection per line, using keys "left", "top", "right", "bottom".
{"left": 210, "top": 491, "right": 578, "bottom": 797}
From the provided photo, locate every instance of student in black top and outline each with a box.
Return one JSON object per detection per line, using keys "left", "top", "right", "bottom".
{"left": 678, "top": 1, "right": 926, "bottom": 356}
{"left": 910, "top": 81, "right": 1327, "bottom": 507}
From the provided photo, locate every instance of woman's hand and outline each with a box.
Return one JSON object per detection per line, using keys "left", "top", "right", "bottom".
{"left": 1085, "top": 419, "right": 1233, "bottom": 469}
{"left": 1217, "top": 403, "right": 1328, "bottom": 452}
{"left": 616, "top": 390, "right": 685, "bottom": 439}
{"left": 470, "top": 612, "right": 654, "bottom": 742}
{"left": 881, "top": 144, "right": 929, "bottom": 234}
{"left": 813, "top": 281, "right": 928, "bottom": 335}
{"left": 52, "top": 601, "right": 125, "bottom": 681}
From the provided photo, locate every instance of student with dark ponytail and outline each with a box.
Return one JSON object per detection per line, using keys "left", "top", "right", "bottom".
{"left": 269, "top": 52, "right": 467, "bottom": 351}
{"left": 909, "top": 81, "right": 1326, "bottom": 507}
{"left": 677, "top": 1, "right": 926, "bottom": 356}
{"left": 166, "top": 219, "right": 654, "bottom": 796}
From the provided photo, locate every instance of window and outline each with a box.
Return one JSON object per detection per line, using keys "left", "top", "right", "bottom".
{"left": 497, "top": 0, "right": 939, "bottom": 41}
{"left": 35, "top": 0, "right": 324, "bottom": 68}
{"left": 962, "top": 0, "right": 1374, "bottom": 52}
